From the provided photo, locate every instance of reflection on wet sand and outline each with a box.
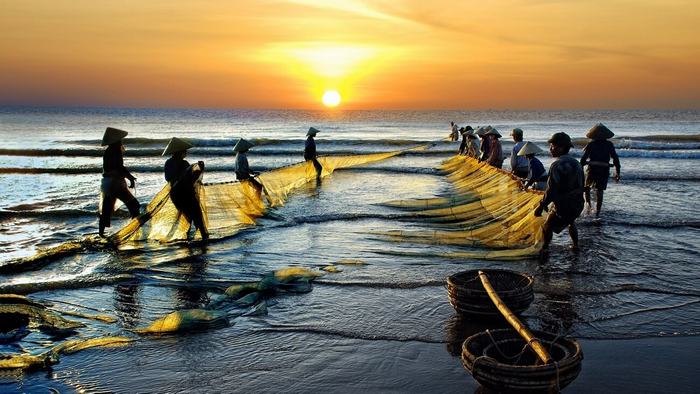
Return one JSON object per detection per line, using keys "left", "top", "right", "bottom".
{"left": 114, "top": 284, "right": 140, "bottom": 329}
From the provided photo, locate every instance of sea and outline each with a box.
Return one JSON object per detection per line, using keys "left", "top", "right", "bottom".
{"left": 1, "top": 107, "right": 699, "bottom": 393}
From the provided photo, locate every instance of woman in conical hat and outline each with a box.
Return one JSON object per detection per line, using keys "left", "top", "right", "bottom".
{"left": 305, "top": 127, "right": 323, "bottom": 179}
{"left": 581, "top": 123, "right": 621, "bottom": 218}
{"left": 476, "top": 127, "right": 490, "bottom": 162}
{"left": 517, "top": 142, "right": 547, "bottom": 190}
{"left": 163, "top": 137, "right": 208, "bottom": 240}
{"left": 233, "top": 138, "right": 265, "bottom": 196}
{"left": 99, "top": 127, "right": 140, "bottom": 237}
{"left": 485, "top": 128, "right": 504, "bottom": 168}
{"left": 458, "top": 126, "right": 475, "bottom": 156}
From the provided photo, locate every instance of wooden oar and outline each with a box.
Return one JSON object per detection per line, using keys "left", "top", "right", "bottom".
{"left": 478, "top": 270, "right": 552, "bottom": 364}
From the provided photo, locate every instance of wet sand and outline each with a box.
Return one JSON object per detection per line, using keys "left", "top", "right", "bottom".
{"left": 5, "top": 329, "right": 697, "bottom": 393}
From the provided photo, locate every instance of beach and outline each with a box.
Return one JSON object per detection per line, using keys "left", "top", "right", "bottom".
{"left": 1, "top": 107, "right": 699, "bottom": 393}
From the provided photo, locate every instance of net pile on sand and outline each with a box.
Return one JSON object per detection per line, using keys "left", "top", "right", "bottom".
{"left": 374, "top": 155, "right": 545, "bottom": 260}
{"left": 112, "top": 150, "right": 414, "bottom": 245}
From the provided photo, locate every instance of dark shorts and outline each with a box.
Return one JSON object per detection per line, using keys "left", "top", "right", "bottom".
{"left": 585, "top": 167, "right": 609, "bottom": 191}
{"left": 546, "top": 203, "right": 584, "bottom": 234}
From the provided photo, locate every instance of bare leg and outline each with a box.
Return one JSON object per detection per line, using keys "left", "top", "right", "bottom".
{"left": 568, "top": 224, "right": 579, "bottom": 250}
{"left": 542, "top": 220, "right": 554, "bottom": 250}
{"left": 584, "top": 187, "right": 592, "bottom": 214}
{"left": 595, "top": 189, "right": 604, "bottom": 218}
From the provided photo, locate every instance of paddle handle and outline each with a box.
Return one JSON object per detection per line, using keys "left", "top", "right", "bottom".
{"left": 478, "top": 270, "right": 552, "bottom": 364}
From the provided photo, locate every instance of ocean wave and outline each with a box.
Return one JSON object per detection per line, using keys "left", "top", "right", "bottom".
{"left": 0, "top": 208, "right": 131, "bottom": 220}
{"left": 616, "top": 140, "right": 700, "bottom": 150}
{"left": 0, "top": 163, "right": 444, "bottom": 176}
{"left": 579, "top": 219, "right": 700, "bottom": 229}
{"left": 0, "top": 147, "right": 456, "bottom": 158}
{"left": 623, "top": 134, "right": 700, "bottom": 142}
{"left": 0, "top": 273, "right": 135, "bottom": 295}
{"left": 68, "top": 137, "right": 434, "bottom": 147}
{"left": 614, "top": 149, "right": 700, "bottom": 159}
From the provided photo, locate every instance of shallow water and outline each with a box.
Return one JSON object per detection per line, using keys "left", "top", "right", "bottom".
{"left": 1, "top": 107, "right": 699, "bottom": 392}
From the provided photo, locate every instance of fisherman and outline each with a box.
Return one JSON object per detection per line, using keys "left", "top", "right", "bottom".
{"left": 99, "top": 127, "right": 140, "bottom": 237}
{"left": 534, "top": 132, "right": 585, "bottom": 251}
{"left": 510, "top": 128, "right": 529, "bottom": 178}
{"left": 458, "top": 125, "right": 474, "bottom": 155}
{"left": 163, "top": 137, "right": 209, "bottom": 240}
{"left": 233, "top": 138, "right": 264, "bottom": 195}
{"left": 449, "top": 122, "right": 459, "bottom": 142}
{"left": 517, "top": 142, "right": 547, "bottom": 190}
{"left": 580, "top": 123, "right": 621, "bottom": 218}
{"left": 485, "top": 128, "right": 504, "bottom": 168}
{"left": 477, "top": 127, "right": 490, "bottom": 162}
{"left": 304, "top": 127, "right": 323, "bottom": 179}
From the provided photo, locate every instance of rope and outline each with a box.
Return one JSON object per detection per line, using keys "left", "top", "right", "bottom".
{"left": 484, "top": 329, "right": 531, "bottom": 362}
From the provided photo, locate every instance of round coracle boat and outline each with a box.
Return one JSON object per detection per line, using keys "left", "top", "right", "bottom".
{"left": 462, "top": 329, "right": 583, "bottom": 393}
{"left": 447, "top": 269, "right": 534, "bottom": 318}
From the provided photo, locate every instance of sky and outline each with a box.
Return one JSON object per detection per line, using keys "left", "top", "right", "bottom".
{"left": 1, "top": 0, "right": 699, "bottom": 110}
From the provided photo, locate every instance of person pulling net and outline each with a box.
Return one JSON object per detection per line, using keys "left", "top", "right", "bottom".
{"left": 163, "top": 137, "right": 209, "bottom": 241}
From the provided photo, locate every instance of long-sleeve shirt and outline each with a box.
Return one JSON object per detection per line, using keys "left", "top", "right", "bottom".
{"left": 539, "top": 154, "right": 584, "bottom": 213}
{"left": 234, "top": 152, "right": 252, "bottom": 180}
{"left": 465, "top": 139, "right": 478, "bottom": 157}
{"left": 304, "top": 136, "right": 317, "bottom": 160}
{"left": 511, "top": 141, "right": 528, "bottom": 171}
{"left": 526, "top": 157, "right": 546, "bottom": 186}
{"left": 486, "top": 139, "right": 503, "bottom": 167}
{"left": 458, "top": 134, "right": 467, "bottom": 155}
{"left": 164, "top": 157, "right": 190, "bottom": 185}
{"left": 102, "top": 144, "right": 135, "bottom": 181}
{"left": 479, "top": 137, "right": 490, "bottom": 160}
{"left": 580, "top": 140, "right": 620, "bottom": 171}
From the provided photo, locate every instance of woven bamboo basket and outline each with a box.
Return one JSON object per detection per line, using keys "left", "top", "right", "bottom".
{"left": 461, "top": 329, "right": 583, "bottom": 393}
{"left": 447, "top": 269, "right": 534, "bottom": 317}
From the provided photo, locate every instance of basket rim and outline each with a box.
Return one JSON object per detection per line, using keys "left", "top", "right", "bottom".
{"left": 461, "top": 328, "right": 583, "bottom": 370}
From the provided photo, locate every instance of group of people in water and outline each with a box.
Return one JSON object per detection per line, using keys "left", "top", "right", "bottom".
{"left": 451, "top": 122, "right": 621, "bottom": 251}
{"left": 98, "top": 126, "right": 324, "bottom": 240}
{"left": 98, "top": 120, "right": 620, "bottom": 253}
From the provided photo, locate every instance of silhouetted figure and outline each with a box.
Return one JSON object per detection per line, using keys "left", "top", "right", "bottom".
{"left": 99, "top": 127, "right": 140, "bottom": 237}
{"left": 449, "top": 121, "right": 459, "bottom": 141}
{"left": 233, "top": 138, "right": 264, "bottom": 195}
{"left": 581, "top": 123, "right": 621, "bottom": 218}
{"left": 535, "top": 132, "right": 585, "bottom": 251}
{"left": 477, "top": 126, "right": 491, "bottom": 162}
{"left": 304, "top": 127, "right": 323, "bottom": 179}
{"left": 458, "top": 126, "right": 476, "bottom": 156}
{"left": 163, "top": 137, "right": 208, "bottom": 240}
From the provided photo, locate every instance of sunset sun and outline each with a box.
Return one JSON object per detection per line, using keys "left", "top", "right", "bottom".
{"left": 322, "top": 90, "right": 341, "bottom": 107}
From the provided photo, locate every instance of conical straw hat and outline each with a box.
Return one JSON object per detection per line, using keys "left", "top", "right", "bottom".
{"left": 475, "top": 127, "right": 486, "bottom": 136}
{"left": 517, "top": 141, "right": 544, "bottom": 156}
{"left": 233, "top": 138, "right": 254, "bottom": 152}
{"left": 162, "top": 137, "right": 193, "bottom": 156}
{"left": 460, "top": 125, "right": 474, "bottom": 134}
{"left": 485, "top": 128, "right": 502, "bottom": 138}
{"left": 101, "top": 127, "right": 128, "bottom": 146}
{"left": 586, "top": 123, "right": 614, "bottom": 140}
{"left": 307, "top": 127, "right": 320, "bottom": 136}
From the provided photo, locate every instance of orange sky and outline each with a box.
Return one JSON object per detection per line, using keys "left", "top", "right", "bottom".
{"left": 1, "top": 0, "right": 699, "bottom": 110}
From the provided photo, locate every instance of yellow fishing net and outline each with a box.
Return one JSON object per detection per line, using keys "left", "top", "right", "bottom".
{"left": 374, "top": 155, "right": 545, "bottom": 260}
{"left": 112, "top": 150, "right": 416, "bottom": 245}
